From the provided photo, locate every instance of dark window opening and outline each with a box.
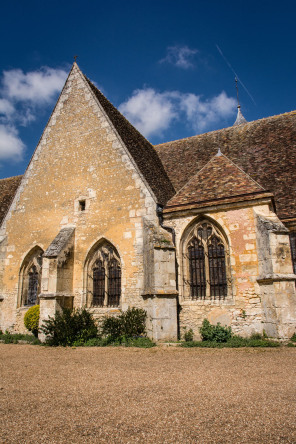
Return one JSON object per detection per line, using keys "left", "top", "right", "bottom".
{"left": 208, "top": 236, "right": 227, "bottom": 300}
{"left": 79, "top": 200, "right": 86, "bottom": 211}
{"left": 108, "top": 259, "right": 121, "bottom": 307}
{"left": 188, "top": 238, "right": 206, "bottom": 299}
{"left": 92, "top": 260, "right": 105, "bottom": 307}
{"left": 27, "top": 265, "right": 39, "bottom": 305}
{"left": 290, "top": 232, "right": 296, "bottom": 275}
{"left": 186, "top": 222, "right": 228, "bottom": 300}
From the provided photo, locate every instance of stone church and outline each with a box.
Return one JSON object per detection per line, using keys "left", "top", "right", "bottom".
{"left": 0, "top": 62, "right": 295, "bottom": 340}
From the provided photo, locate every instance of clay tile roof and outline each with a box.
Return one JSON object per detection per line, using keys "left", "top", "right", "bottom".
{"left": 84, "top": 76, "right": 175, "bottom": 206}
{"left": 0, "top": 175, "right": 23, "bottom": 224}
{"left": 166, "top": 152, "right": 267, "bottom": 209}
{"left": 155, "top": 111, "right": 296, "bottom": 219}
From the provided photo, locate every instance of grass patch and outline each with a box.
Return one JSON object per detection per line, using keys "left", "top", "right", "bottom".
{"left": 0, "top": 332, "right": 41, "bottom": 345}
{"left": 73, "top": 336, "right": 156, "bottom": 348}
{"left": 181, "top": 335, "right": 280, "bottom": 348}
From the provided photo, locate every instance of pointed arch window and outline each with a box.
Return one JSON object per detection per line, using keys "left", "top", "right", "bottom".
{"left": 87, "top": 242, "right": 121, "bottom": 307}
{"left": 289, "top": 232, "right": 296, "bottom": 275}
{"left": 20, "top": 247, "right": 43, "bottom": 306}
{"left": 185, "top": 221, "right": 229, "bottom": 300}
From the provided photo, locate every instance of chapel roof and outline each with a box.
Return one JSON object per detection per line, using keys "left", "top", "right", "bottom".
{"left": 165, "top": 152, "right": 269, "bottom": 211}
{"left": 155, "top": 110, "right": 296, "bottom": 220}
{"left": 0, "top": 175, "right": 23, "bottom": 223}
{"left": 84, "top": 74, "right": 175, "bottom": 206}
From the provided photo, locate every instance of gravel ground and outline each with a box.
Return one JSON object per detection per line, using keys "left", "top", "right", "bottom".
{"left": 0, "top": 345, "right": 296, "bottom": 444}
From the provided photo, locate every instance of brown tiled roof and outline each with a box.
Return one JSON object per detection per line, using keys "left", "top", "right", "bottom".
{"left": 0, "top": 175, "right": 22, "bottom": 224}
{"left": 84, "top": 76, "right": 175, "bottom": 205}
{"left": 166, "top": 153, "right": 266, "bottom": 209}
{"left": 155, "top": 111, "right": 296, "bottom": 219}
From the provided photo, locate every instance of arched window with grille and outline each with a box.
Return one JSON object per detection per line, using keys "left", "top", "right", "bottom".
{"left": 289, "top": 232, "right": 296, "bottom": 275}
{"left": 184, "top": 220, "right": 229, "bottom": 300}
{"left": 86, "top": 241, "right": 121, "bottom": 307}
{"left": 19, "top": 247, "right": 43, "bottom": 306}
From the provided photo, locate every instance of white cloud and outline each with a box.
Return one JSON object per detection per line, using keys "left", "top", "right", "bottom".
{"left": 119, "top": 88, "right": 178, "bottom": 137}
{"left": 0, "top": 125, "right": 25, "bottom": 161}
{"left": 179, "top": 91, "right": 236, "bottom": 131}
{"left": 0, "top": 99, "right": 15, "bottom": 117}
{"left": 119, "top": 88, "right": 236, "bottom": 138}
{"left": 0, "top": 66, "right": 68, "bottom": 164}
{"left": 160, "top": 45, "right": 199, "bottom": 69}
{"left": 2, "top": 67, "right": 67, "bottom": 104}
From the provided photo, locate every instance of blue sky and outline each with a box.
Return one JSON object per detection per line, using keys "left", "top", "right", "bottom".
{"left": 0, "top": 0, "right": 296, "bottom": 179}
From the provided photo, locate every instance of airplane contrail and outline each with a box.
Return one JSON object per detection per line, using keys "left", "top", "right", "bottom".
{"left": 215, "top": 44, "right": 256, "bottom": 106}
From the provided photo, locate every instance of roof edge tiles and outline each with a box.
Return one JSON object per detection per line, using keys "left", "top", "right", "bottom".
{"left": 165, "top": 152, "right": 267, "bottom": 209}
{"left": 0, "top": 175, "right": 23, "bottom": 224}
{"left": 83, "top": 74, "right": 175, "bottom": 205}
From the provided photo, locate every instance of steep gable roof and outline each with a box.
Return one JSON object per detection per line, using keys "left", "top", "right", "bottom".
{"left": 155, "top": 111, "right": 296, "bottom": 220}
{"left": 166, "top": 152, "right": 268, "bottom": 209}
{"left": 84, "top": 74, "right": 175, "bottom": 205}
{"left": 0, "top": 175, "right": 23, "bottom": 224}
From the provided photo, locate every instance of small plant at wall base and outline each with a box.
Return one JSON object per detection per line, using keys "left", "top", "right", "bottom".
{"left": 199, "top": 319, "right": 232, "bottom": 343}
{"left": 183, "top": 327, "right": 194, "bottom": 342}
{"left": 24, "top": 305, "right": 40, "bottom": 337}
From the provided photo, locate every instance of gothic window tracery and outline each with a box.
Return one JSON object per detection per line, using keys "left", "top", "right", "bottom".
{"left": 20, "top": 248, "right": 43, "bottom": 306}
{"left": 87, "top": 243, "right": 121, "bottom": 307}
{"left": 184, "top": 220, "right": 229, "bottom": 300}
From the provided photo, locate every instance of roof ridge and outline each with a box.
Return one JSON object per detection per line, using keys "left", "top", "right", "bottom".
{"left": 155, "top": 109, "right": 296, "bottom": 148}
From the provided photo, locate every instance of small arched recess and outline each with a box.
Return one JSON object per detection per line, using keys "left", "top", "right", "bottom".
{"left": 19, "top": 246, "right": 44, "bottom": 307}
{"left": 85, "top": 240, "right": 121, "bottom": 308}
{"left": 180, "top": 217, "right": 232, "bottom": 301}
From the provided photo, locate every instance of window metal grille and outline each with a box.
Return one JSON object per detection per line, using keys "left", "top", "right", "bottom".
{"left": 290, "top": 232, "right": 296, "bottom": 274}
{"left": 27, "top": 265, "right": 39, "bottom": 305}
{"left": 185, "top": 221, "right": 229, "bottom": 300}
{"left": 188, "top": 238, "right": 206, "bottom": 299}
{"left": 108, "top": 259, "right": 121, "bottom": 307}
{"left": 208, "top": 236, "right": 227, "bottom": 300}
{"left": 93, "top": 260, "right": 105, "bottom": 307}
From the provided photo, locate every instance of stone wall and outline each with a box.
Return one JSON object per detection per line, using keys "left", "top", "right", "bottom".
{"left": 164, "top": 202, "right": 296, "bottom": 339}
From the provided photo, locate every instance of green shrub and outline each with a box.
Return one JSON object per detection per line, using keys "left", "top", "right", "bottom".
{"left": 40, "top": 308, "right": 98, "bottom": 346}
{"left": 184, "top": 328, "right": 194, "bottom": 342}
{"left": 290, "top": 333, "right": 296, "bottom": 343}
{"left": 101, "top": 316, "right": 123, "bottom": 341}
{"left": 121, "top": 307, "right": 147, "bottom": 338}
{"left": 24, "top": 305, "right": 40, "bottom": 337}
{"left": 101, "top": 307, "right": 147, "bottom": 341}
{"left": 199, "top": 319, "right": 232, "bottom": 343}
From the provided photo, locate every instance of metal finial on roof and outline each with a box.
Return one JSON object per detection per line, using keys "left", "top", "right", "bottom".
{"left": 235, "top": 77, "right": 240, "bottom": 107}
{"left": 233, "top": 77, "right": 247, "bottom": 126}
{"left": 74, "top": 55, "right": 78, "bottom": 62}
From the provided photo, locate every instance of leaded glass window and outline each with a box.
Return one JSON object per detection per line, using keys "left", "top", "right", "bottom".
{"left": 20, "top": 247, "right": 43, "bottom": 306}
{"left": 93, "top": 260, "right": 105, "bottom": 307}
{"left": 87, "top": 242, "right": 121, "bottom": 307}
{"left": 184, "top": 221, "right": 229, "bottom": 300}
